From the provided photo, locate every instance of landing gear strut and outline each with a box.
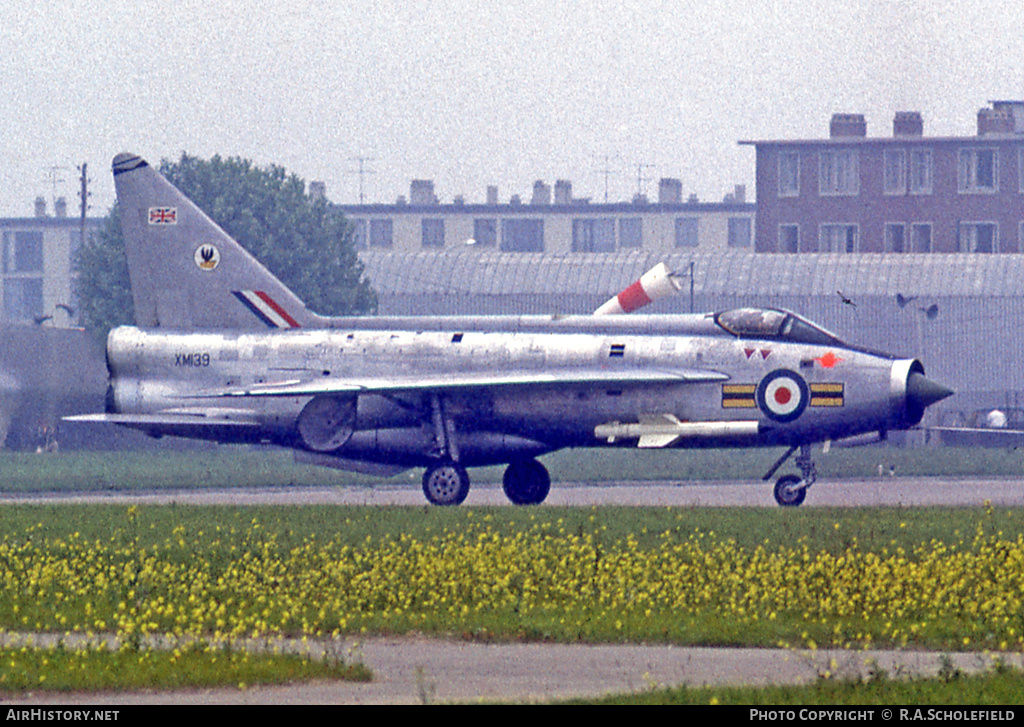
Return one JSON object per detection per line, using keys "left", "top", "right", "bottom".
{"left": 422, "top": 393, "right": 470, "bottom": 506}
{"left": 764, "top": 444, "right": 817, "bottom": 507}
{"left": 502, "top": 459, "right": 551, "bottom": 505}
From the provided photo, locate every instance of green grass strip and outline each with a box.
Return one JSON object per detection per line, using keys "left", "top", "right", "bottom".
{"left": 0, "top": 642, "right": 370, "bottom": 693}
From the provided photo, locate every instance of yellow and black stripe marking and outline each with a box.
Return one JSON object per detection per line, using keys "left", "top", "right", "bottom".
{"left": 722, "top": 384, "right": 757, "bottom": 408}
{"left": 809, "top": 382, "right": 844, "bottom": 407}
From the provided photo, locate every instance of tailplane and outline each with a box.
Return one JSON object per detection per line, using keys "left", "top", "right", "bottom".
{"left": 112, "top": 152, "right": 325, "bottom": 330}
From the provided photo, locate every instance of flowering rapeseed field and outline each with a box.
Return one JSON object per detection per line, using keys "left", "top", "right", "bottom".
{"left": 1, "top": 506, "right": 1022, "bottom": 654}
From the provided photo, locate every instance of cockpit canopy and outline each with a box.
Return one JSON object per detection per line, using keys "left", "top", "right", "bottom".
{"left": 714, "top": 308, "right": 847, "bottom": 347}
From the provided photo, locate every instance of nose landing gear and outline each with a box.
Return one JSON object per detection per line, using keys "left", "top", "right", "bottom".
{"left": 765, "top": 444, "right": 817, "bottom": 507}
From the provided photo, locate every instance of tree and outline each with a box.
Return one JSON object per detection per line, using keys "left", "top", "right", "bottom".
{"left": 74, "top": 153, "right": 377, "bottom": 335}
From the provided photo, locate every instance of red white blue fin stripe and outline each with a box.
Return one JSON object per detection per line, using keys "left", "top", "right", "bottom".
{"left": 232, "top": 290, "right": 301, "bottom": 328}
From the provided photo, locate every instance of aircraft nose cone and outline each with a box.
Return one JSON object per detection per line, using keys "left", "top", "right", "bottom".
{"left": 907, "top": 372, "right": 954, "bottom": 410}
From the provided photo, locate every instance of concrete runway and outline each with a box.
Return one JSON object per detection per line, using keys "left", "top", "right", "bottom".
{"left": 2, "top": 476, "right": 1020, "bottom": 704}
{"left": 2, "top": 475, "right": 1021, "bottom": 507}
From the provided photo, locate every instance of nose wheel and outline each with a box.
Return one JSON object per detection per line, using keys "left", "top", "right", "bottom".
{"left": 773, "top": 474, "right": 806, "bottom": 507}
{"left": 765, "top": 444, "right": 817, "bottom": 507}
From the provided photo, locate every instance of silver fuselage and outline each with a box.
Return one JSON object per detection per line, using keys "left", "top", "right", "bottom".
{"left": 104, "top": 312, "right": 921, "bottom": 468}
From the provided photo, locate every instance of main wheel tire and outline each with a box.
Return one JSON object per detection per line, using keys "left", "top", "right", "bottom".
{"left": 502, "top": 459, "right": 551, "bottom": 505}
{"left": 422, "top": 463, "right": 470, "bottom": 506}
{"left": 773, "top": 473, "right": 806, "bottom": 507}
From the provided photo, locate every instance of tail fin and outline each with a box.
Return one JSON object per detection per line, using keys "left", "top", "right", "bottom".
{"left": 112, "top": 152, "right": 324, "bottom": 330}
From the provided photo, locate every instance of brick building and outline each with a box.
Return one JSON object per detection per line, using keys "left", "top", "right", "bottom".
{"left": 741, "top": 101, "right": 1024, "bottom": 254}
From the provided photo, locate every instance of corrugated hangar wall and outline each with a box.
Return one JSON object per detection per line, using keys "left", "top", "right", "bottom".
{"left": 360, "top": 251, "right": 1024, "bottom": 423}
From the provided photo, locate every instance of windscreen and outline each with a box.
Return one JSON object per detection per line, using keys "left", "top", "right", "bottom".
{"left": 715, "top": 308, "right": 846, "bottom": 347}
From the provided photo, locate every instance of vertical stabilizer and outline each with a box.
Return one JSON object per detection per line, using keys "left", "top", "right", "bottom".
{"left": 112, "top": 152, "right": 325, "bottom": 330}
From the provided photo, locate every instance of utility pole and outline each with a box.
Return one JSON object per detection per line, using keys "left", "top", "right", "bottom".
{"left": 346, "top": 156, "right": 376, "bottom": 204}
{"left": 78, "top": 163, "right": 91, "bottom": 249}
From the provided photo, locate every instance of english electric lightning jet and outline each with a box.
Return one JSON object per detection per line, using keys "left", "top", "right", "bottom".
{"left": 67, "top": 153, "right": 954, "bottom": 507}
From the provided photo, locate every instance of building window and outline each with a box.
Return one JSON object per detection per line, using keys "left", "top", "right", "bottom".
{"left": 883, "top": 149, "right": 906, "bottom": 195}
{"left": 473, "top": 218, "right": 497, "bottom": 247}
{"left": 779, "top": 224, "right": 799, "bottom": 253}
{"left": 909, "top": 149, "right": 933, "bottom": 194}
{"left": 3, "top": 278, "right": 43, "bottom": 322}
{"left": 349, "top": 220, "right": 367, "bottom": 250}
{"left": 501, "top": 218, "right": 544, "bottom": 252}
{"left": 885, "top": 223, "right": 906, "bottom": 252}
{"left": 910, "top": 223, "right": 932, "bottom": 253}
{"left": 369, "top": 219, "right": 393, "bottom": 248}
{"left": 728, "top": 217, "right": 751, "bottom": 248}
{"left": 3, "top": 231, "right": 44, "bottom": 273}
{"left": 619, "top": 218, "right": 642, "bottom": 248}
{"left": 422, "top": 218, "right": 445, "bottom": 248}
{"left": 958, "top": 222, "right": 998, "bottom": 253}
{"left": 674, "top": 217, "right": 698, "bottom": 248}
{"left": 820, "top": 224, "right": 858, "bottom": 253}
{"left": 958, "top": 149, "right": 998, "bottom": 193}
{"left": 571, "top": 218, "right": 615, "bottom": 252}
{"left": 1020, "top": 148, "right": 1024, "bottom": 193}
{"left": 819, "top": 149, "right": 859, "bottom": 196}
{"left": 779, "top": 152, "right": 800, "bottom": 197}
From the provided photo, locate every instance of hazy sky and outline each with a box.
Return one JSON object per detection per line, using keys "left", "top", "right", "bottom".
{"left": 2, "top": 0, "right": 1023, "bottom": 216}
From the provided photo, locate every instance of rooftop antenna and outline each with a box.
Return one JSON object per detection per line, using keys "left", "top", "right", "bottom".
{"left": 346, "top": 156, "right": 377, "bottom": 204}
{"left": 44, "top": 165, "right": 68, "bottom": 209}
{"left": 635, "top": 162, "right": 655, "bottom": 198}
{"left": 592, "top": 153, "right": 620, "bottom": 203}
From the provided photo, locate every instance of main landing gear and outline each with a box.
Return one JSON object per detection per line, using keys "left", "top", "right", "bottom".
{"left": 421, "top": 393, "right": 551, "bottom": 506}
{"left": 422, "top": 462, "right": 471, "bottom": 506}
{"left": 763, "top": 444, "right": 818, "bottom": 507}
{"left": 421, "top": 458, "right": 552, "bottom": 506}
{"left": 502, "top": 459, "right": 551, "bottom": 505}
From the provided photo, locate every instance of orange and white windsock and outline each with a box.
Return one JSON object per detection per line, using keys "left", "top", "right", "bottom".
{"left": 593, "top": 263, "right": 684, "bottom": 315}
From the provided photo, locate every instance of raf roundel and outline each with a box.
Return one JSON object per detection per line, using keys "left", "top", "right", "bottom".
{"left": 756, "top": 369, "right": 809, "bottom": 423}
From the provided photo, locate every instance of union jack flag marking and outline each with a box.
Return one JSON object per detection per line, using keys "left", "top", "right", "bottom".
{"left": 232, "top": 290, "right": 301, "bottom": 328}
{"left": 149, "top": 207, "right": 177, "bottom": 225}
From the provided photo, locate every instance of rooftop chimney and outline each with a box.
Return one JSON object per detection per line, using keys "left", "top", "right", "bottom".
{"left": 54, "top": 197, "right": 68, "bottom": 218}
{"left": 410, "top": 180, "right": 437, "bottom": 206}
{"left": 893, "top": 111, "right": 923, "bottom": 137}
{"left": 554, "top": 180, "right": 572, "bottom": 205}
{"left": 530, "top": 180, "right": 551, "bottom": 206}
{"left": 658, "top": 178, "right": 682, "bottom": 204}
{"left": 486, "top": 185, "right": 499, "bottom": 205}
{"left": 830, "top": 113, "right": 867, "bottom": 138}
{"left": 978, "top": 107, "right": 1015, "bottom": 136}
{"left": 34, "top": 197, "right": 47, "bottom": 218}
{"left": 989, "top": 101, "right": 1024, "bottom": 133}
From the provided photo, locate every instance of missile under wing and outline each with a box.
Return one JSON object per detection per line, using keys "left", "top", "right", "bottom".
{"left": 67, "top": 153, "right": 953, "bottom": 507}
